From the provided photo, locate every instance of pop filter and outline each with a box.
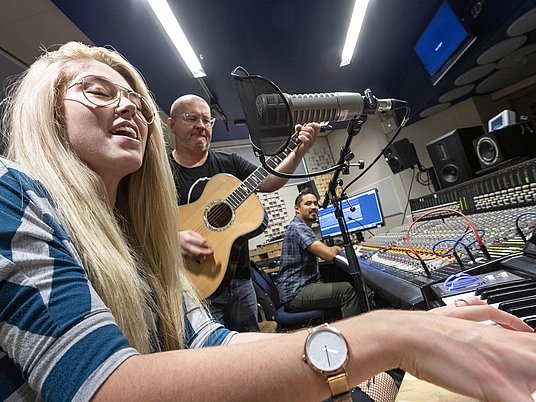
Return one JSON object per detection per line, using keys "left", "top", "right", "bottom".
{"left": 231, "top": 66, "right": 293, "bottom": 156}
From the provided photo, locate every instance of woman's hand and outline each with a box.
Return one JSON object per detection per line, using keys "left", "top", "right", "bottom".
{"left": 429, "top": 296, "right": 533, "bottom": 332}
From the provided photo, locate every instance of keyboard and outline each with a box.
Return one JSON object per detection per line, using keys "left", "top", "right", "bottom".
{"left": 424, "top": 255, "right": 536, "bottom": 329}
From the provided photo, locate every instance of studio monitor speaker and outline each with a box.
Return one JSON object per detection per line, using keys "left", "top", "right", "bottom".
{"left": 426, "top": 126, "right": 484, "bottom": 189}
{"left": 383, "top": 138, "right": 419, "bottom": 174}
{"left": 472, "top": 122, "right": 536, "bottom": 169}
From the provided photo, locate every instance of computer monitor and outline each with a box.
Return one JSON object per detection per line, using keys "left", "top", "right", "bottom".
{"left": 414, "top": 0, "right": 476, "bottom": 86}
{"left": 318, "top": 188, "right": 385, "bottom": 240}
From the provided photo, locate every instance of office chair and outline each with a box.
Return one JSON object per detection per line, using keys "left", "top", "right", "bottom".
{"left": 250, "top": 263, "right": 340, "bottom": 331}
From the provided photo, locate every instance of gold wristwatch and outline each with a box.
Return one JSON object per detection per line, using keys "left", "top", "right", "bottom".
{"left": 303, "top": 323, "right": 351, "bottom": 402}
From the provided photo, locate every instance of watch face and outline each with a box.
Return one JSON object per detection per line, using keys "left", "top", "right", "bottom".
{"left": 306, "top": 328, "right": 348, "bottom": 372}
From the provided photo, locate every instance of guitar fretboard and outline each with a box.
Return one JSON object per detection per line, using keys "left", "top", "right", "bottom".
{"left": 227, "top": 136, "right": 300, "bottom": 209}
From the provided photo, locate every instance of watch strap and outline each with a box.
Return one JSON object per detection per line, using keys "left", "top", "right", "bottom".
{"left": 327, "top": 371, "right": 352, "bottom": 402}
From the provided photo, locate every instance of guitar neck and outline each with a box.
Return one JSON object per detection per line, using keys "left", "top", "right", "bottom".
{"left": 227, "top": 136, "right": 300, "bottom": 208}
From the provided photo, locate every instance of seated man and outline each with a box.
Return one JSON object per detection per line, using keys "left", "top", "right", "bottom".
{"left": 277, "top": 188, "right": 362, "bottom": 318}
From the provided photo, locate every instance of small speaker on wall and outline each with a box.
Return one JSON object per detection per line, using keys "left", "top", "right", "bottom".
{"left": 426, "top": 126, "right": 484, "bottom": 189}
{"left": 383, "top": 138, "right": 419, "bottom": 174}
{"left": 472, "top": 122, "right": 536, "bottom": 169}
{"left": 297, "top": 180, "right": 320, "bottom": 200}
{"left": 379, "top": 110, "right": 399, "bottom": 133}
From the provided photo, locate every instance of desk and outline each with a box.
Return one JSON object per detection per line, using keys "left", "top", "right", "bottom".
{"left": 250, "top": 241, "right": 282, "bottom": 263}
{"left": 263, "top": 266, "right": 280, "bottom": 275}
{"left": 319, "top": 260, "right": 354, "bottom": 284}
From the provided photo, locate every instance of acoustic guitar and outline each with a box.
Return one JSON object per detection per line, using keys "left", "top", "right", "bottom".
{"left": 177, "top": 135, "right": 300, "bottom": 298}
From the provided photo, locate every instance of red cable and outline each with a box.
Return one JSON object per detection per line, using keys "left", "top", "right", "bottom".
{"left": 403, "top": 208, "right": 488, "bottom": 269}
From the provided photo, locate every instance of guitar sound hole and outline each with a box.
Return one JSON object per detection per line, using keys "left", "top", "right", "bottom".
{"left": 206, "top": 202, "right": 233, "bottom": 229}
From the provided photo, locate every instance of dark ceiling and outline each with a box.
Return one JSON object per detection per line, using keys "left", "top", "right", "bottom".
{"left": 50, "top": 0, "right": 536, "bottom": 143}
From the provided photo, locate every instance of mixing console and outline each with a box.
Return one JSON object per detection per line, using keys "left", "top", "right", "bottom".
{"left": 410, "top": 157, "right": 536, "bottom": 216}
{"left": 351, "top": 158, "right": 536, "bottom": 309}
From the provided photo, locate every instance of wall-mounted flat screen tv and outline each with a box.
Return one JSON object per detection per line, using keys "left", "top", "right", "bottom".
{"left": 414, "top": 0, "right": 476, "bottom": 86}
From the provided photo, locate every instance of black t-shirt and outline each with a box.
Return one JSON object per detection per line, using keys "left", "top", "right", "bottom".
{"left": 169, "top": 150, "right": 257, "bottom": 279}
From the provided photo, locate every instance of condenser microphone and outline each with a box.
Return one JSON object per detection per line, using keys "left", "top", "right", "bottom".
{"left": 256, "top": 92, "right": 407, "bottom": 127}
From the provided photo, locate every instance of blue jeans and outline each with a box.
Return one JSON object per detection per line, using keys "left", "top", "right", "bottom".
{"left": 209, "top": 277, "right": 260, "bottom": 332}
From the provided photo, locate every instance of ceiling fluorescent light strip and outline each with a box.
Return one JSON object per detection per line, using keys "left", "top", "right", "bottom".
{"left": 146, "top": 0, "right": 206, "bottom": 78}
{"left": 340, "top": 0, "right": 370, "bottom": 67}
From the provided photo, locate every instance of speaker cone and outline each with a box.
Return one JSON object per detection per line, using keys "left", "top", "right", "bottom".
{"left": 442, "top": 164, "right": 459, "bottom": 183}
{"left": 476, "top": 137, "right": 499, "bottom": 165}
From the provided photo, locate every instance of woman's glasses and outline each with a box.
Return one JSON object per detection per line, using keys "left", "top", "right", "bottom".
{"left": 66, "top": 75, "right": 155, "bottom": 124}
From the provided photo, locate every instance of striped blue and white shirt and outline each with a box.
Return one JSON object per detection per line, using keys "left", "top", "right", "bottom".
{"left": 0, "top": 158, "right": 236, "bottom": 401}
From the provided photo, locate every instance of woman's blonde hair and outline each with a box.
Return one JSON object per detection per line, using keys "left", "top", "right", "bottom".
{"left": 2, "top": 42, "right": 200, "bottom": 353}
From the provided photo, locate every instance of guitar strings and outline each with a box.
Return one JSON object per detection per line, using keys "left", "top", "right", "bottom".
{"left": 183, "top": 135, "right": 298, "bottom": 243}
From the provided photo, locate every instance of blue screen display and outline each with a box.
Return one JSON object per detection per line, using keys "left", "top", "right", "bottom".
{"left": 318, "top": 188, "right": 384, "bottom": 239}
{"left": 490, "top": 115, "right": 504, "bottom": 131}
{"left": 414, "top": 1, "right": 472, "bottom": 80}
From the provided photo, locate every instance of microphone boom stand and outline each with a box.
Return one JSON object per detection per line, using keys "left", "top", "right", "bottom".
{"left": 322, "top": 116, "right": 371, "bottom": 313}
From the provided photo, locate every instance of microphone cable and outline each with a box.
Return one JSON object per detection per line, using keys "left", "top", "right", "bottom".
{"left": 342, "top": 105, "right": 411, "bottom": 196}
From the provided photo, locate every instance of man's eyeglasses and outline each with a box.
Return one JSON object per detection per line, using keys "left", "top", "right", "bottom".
{"left": 66, "top": 75, "right": 155, "bottom": 125}
{"left": 178, "top": 113, "right": 216, "bottom": 128}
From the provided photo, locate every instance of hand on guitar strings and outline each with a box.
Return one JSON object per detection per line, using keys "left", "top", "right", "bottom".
{"left": 178, "top": 230, "right": 213, "bottom": 259}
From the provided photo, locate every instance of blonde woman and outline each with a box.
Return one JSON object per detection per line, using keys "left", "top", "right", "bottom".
{"left": 1, "top": 42, "right": 535, "bottom": 402}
